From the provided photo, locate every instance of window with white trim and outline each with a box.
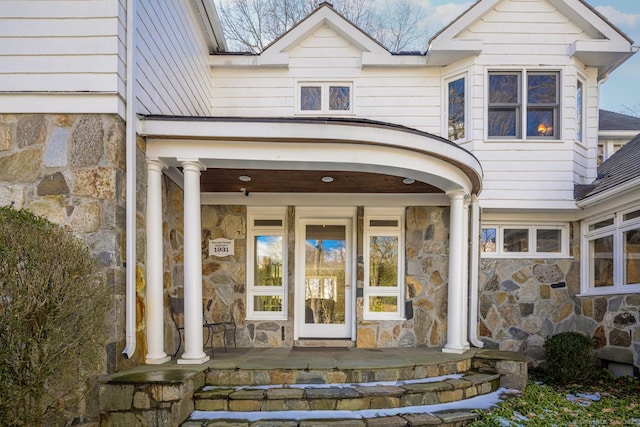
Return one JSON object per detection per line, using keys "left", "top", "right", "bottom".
{"left": 481, "top": 223, "right": 569, "bottom": 258}
{"left": 446, "top": 75, "right": 466, "bottom": 141}
{"left": 488, "top": 70, "right": 560, "bottom": 139}
{"left": 297, "top": 81, "right": 352, "bottom": 114}
{"left": 246, "top": 207, "right": 287, "bottom": 319}
{"left": 582, "top": 206, "right": 640, "bottom": 294}
{"left": 363, "top": 208, "right": 404, "bottom": 319}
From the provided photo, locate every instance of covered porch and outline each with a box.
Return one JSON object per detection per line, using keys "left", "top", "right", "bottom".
{"left": 137, "top": 116, "right": 484, "bottom": 366}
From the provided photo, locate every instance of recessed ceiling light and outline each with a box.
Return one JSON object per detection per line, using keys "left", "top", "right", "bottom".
{"left": 239, "top": 175, "right": 251, "bottom": 182}
{"left": 403, "top": 178, "right": 415, "bottom": 185}
{"left": 322, "top": 176, "right": 334, "bottom": 183}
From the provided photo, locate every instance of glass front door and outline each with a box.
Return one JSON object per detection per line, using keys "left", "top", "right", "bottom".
{"left": 297, "top": 217, "right": 352, "bottom": 338}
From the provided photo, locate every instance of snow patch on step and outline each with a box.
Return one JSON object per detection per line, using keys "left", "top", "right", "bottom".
{"left": 201, "top": 373, "right": 465, "bottom": 391}
{"left": 189, "top": 388, "right": 510, "bottom": 422}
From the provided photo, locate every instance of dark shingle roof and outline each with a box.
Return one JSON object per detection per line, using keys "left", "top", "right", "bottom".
{"left": 599, "top": 110, "right": 640, "bottom": 131}
{"left": 579, "top": 133, "right": 640, "bottom": 200}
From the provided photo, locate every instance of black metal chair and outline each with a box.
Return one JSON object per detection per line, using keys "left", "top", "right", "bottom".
{"left": 169, "top": 296, "right": 236, "bottom": 358}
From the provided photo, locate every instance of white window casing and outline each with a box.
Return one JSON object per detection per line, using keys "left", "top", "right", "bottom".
{"left": 444, "top": 72, "right": 468, "bottom": 142}
{"left": 246, "top": 207, "right": 288, "bottom": 320}
{"left": 481, "top": 222, "right": 570, "bottom": 258}
{"left": 581, "top": 205, "right": 640, "bottom": 295}
{"left": 486, "top": 69, "right": 561, "bottom": 141}
{"left": 296, "top": 81, "right": 353, "bottom": 115}
{"left": 363, "top": 207, "right": 405, "bottom": 320}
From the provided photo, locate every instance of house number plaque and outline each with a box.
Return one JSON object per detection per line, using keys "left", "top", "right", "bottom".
{"left": 209, "top": 238, "right": 234, "bottom": 257}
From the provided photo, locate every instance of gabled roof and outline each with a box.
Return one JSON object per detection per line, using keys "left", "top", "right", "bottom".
{"left": 578, "top": 133, "right": 640, "bottom": 201}
{"left": 427, "top": 0, "right": 636, "bottom": 75}
{"left": 599, "top": 110, "right": 640, "bottom": 131}
{"left": 210, "top": 2, "right": 428, "bottom": 67}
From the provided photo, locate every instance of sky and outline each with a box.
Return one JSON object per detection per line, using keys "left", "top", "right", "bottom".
{"left": 425, "top": 0, "right": 640, "bottom": 114}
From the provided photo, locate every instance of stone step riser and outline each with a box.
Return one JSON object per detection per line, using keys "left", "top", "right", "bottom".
{"left": 205, "top": 358, "right": 473, "bottom": 387}
{"left": 194, "top": 373, "right": 500, "bottom": 412}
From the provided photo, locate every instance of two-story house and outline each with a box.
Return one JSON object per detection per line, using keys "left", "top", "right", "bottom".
{"left": 0, "top": 0, "right": 637, "bottom": 379}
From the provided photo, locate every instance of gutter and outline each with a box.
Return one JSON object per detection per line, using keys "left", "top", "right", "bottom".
{"left": 468, "top": 194, "right": 484, "bottom": 348}
{"left": 122, "top": 0, "right": 137, "bottom": 360}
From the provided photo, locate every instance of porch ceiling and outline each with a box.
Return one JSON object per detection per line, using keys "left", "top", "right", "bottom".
{"left": 200, "top": 168, "right": 442, "bottom": 193}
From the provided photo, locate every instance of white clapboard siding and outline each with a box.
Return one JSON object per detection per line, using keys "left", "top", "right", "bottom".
{"left": 135, "top": 0, "right": 212, "bottom": 116}
{"left": 0, "top": 0, "right": 125, "bottom": 114}
{"left": 457, "top": 0, "right": 601, "bottom": 208}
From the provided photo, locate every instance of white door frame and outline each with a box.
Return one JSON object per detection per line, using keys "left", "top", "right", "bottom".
{"left": 294, "top": 207, "right": 357, "bottom": 340}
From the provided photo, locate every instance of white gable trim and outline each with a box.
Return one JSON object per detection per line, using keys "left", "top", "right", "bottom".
{"left": 210, "top": 3, "right": 405, "bottom": 69}
{"left": 263, "top": 4, "right": 388, "bottom": 56}
{"left": 427, "top": 0, "right": 635, "bottom": 72}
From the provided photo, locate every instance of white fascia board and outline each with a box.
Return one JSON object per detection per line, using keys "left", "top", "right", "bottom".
{"left": 576, "top": 189, "right": 640, "bottom": 221}
{"left": 209, "top": 54, "right": 289, "bottom": 68}
{"left": 480, "top": 200, "right": 580, "bottom": 213}
{"left": 192, "top": 0, "right": 228, "bottom": 52}
{"left": 361, "top": 53, "right": 427, "bottom": 68}
{"left": 0, "top": 92, "right": 124, "bottom": 118}
{"left": 481, "top": 211, "right": 577, "bottom": 222}
{"left": 598, "top": 130, "right": 640, "bottom": 139}
{"left": 576, "top": 177, "right": 640, "bottom": 210}
{"left": 548, "top": 0, "right": 633, "bottom": 44}
{"left": 263, "top": 6, "right": 388, "bottom": 56}
{"left": 140, "top": 119, "right": 481, "bottom": 177}
{"left": 429, "top": 0, "right": 499, "bottom": 45}
{"left": 140, "top": 118, "right": 481, "bottom": 194}
{"left": 571, "top": 40, "right": 635, "bottom": 63}
{"left": 425, "top": 40, "right": 482, "bottom": 66}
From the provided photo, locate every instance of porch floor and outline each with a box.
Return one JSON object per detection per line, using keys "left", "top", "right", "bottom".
{"left": 106, "top": 346, "right": 525, "bottom": 384}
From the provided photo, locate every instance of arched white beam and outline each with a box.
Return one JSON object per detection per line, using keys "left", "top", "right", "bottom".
{"left": 148, "top": 139, "right": 474, "bottom": 194}
{"left": 139, "top": 118, "right": 482, "bottom": 195}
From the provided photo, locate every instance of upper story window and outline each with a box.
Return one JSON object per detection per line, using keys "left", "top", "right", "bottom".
{"left": 481, "top": 223, "right": 569, "bottom": 258}
{"left": 298, "top": 81, "right": 352, "bottom": 114}
{"left": 582, "top": 206, "right": 640, "bottom": 295}
{"left": 246, "top": 207, "right": 287, "bottom": 320}
{"left": 363, "top": 208, "right": 404, "bottom": 320}
{"left": 447, "top": 76, "right": 466, "bottom": 141}
{"left": 488, "top": 71, "right": 559, "bottom": 140}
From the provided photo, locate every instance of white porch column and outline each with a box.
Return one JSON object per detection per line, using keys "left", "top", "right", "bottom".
{"left": 461, "top": 196, "right": 470, "bottom": 350}
{"left": 443, "top": 190, "right": 466, "bottom": 354}
{"left": 178, "top": 160, "right": 209, "bottom": 364}
{"left": 145, "top": 159, "right": 171, "bottom": 364}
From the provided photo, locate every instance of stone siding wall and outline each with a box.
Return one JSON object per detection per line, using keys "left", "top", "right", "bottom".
{"left": 174, "top": 205, "right": 453, "bottom": 350}
{"left": 357, "top": 206, "right": 451, "bottom": 348}
{"left": 402, "top": 206, "right": 450, "bottom": 347}
{"left": 160, "top": 176, "right": 185, "bottom": 356}
{"left": 478, "top": 221, "right": 640, "bottom": 369}
{"left": 0, "top": 113, "right": 132, "bottom": 422}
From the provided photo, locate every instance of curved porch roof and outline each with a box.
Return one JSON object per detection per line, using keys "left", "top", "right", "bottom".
{"left": 139, "top": 116, "right": 483, "bottom": 197}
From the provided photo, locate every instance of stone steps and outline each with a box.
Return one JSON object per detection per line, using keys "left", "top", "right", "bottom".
{"left": 185, "top": 371, "right": 501, "bottom": 426}
{"left": 183, "top": 410, "right": 482, "bottom": 426}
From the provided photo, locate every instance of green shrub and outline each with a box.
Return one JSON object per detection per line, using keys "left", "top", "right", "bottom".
{"left": 0, "top": 205, "right": 111, "bottom": 426}
{"left": 543, "top": 331, "right": 598, "bottom": 385}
